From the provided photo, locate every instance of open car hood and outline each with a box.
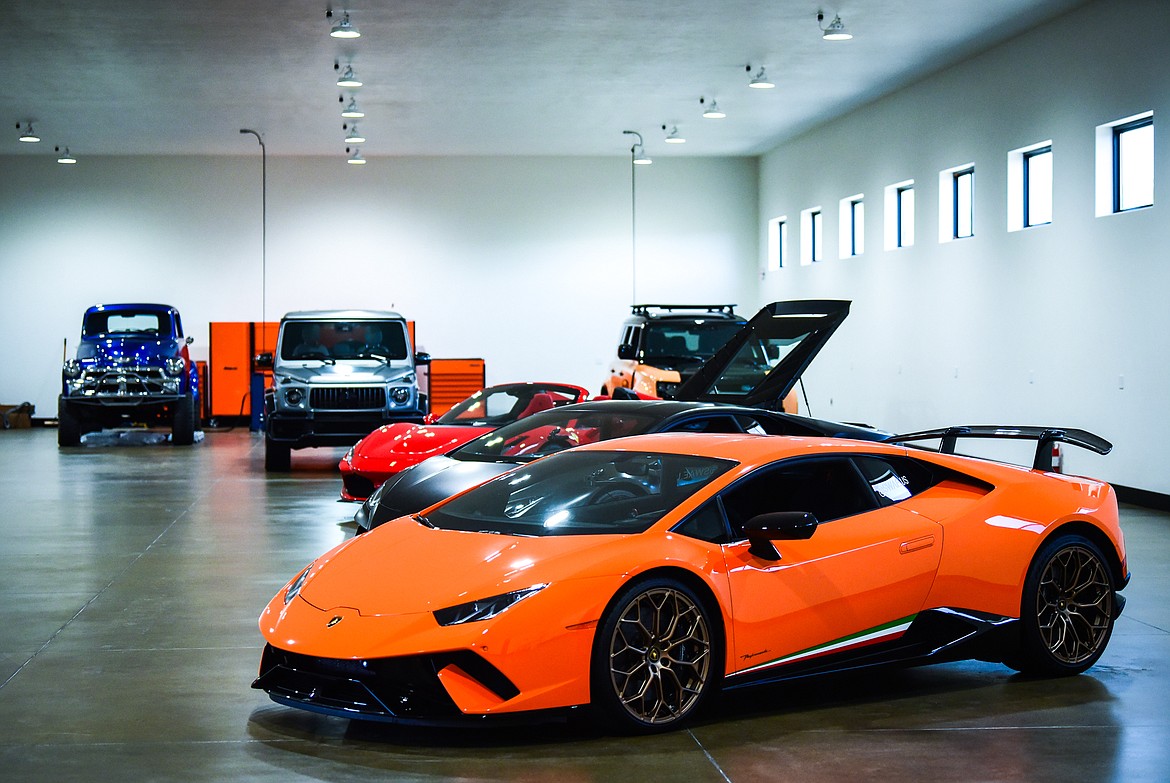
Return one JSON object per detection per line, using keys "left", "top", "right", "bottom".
{"left": 674, "top": 299, "right": 849, "bottom": 409}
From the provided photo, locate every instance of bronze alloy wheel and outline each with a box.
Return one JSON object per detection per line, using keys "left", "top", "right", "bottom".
{"left": 1009, "top": 533, "right": 1117, "bottom": 677}
{"left": 1034, "top": 543, "right": 1114, "bottom": 665}
{"left": 604, "top": 583, "right": 712, "bottom": 727}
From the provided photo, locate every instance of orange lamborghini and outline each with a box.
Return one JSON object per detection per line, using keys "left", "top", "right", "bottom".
{"left": 254, "top": 425, "right": 1128, "bottom": 733}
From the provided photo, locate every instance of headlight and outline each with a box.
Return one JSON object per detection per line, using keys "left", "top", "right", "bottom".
{"left": 63, "top": 359, "right": 82, "bottom": 379}
{"left": 164, "top": 357, "right": 185, "bottom": 377}
{"left": 433, "top": 584, "right": 548, "bottom": 626}
{"left": 391, "top": 387, "right": 411, "bottom": 404}
{"left": 285, "top": 388, "right": 304, "bottom": 405}
{"left": 284, "top": 564, "right": 313, "bottom": 605}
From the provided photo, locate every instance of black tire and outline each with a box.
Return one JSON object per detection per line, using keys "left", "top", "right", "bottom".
{"left": 57, "top": 398, "right": 82, "bottom": 447}
{"left": 172, "top": 393, "right": 197, "bottom": 445}
{"left": 590, "top": 577, "right": 720, "bottom": 733}
{"left": 265, "top": 437, "right": 291, "bottom": 472}
{"left": 1006, "top": 533, "right": 1116, "bottom": 677}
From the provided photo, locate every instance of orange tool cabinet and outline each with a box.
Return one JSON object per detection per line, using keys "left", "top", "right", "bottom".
{"left": 426, "top": 358, "right": 486, "bottom": 416}
{"left": 208, "top": 321, "right": 278, "bottom": 420}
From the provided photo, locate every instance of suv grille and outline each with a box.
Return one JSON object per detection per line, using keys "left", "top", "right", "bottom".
{"left": 310, "top": 386, "right": 386, "bottom": 410}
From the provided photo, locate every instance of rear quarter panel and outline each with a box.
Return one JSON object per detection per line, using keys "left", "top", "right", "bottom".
{"left": 915, "top": 461, "right": 1123, "bottom": 618}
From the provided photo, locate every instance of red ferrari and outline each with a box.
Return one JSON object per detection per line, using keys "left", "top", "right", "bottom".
{"left": 338, "top": 382, "right": 590, "bottom": 500}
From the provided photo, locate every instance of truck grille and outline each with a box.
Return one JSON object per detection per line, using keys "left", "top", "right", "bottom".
{"left": 310, "top": 386, "right": 385, "bottom": 410}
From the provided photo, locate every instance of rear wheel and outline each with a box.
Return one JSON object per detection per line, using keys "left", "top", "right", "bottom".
{"left": 591, "top": 578, "right": 719, "bottom": 733}
{"left": 1007, "top": 533, "right": 1116, "bottom": 676}
{"left": 57, "top": 399, "right": 82, "bottom": 447}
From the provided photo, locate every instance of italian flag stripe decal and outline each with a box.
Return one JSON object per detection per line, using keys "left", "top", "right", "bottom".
{"left": 739, "top": 614, "right": 917, "bottom": 675}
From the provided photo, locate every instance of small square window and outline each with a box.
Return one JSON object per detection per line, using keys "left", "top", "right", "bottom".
{"left": 1096, "top": 111, "right": 1154, "bottom": 217}
{"left": 1116, "top": 118, "right": 1154, "bottom": 211}
{"left": 884, "top": 181, "right": 914, "bottom": 250}
{"left": 800, "top": 207, "right": 823, "bottom": 265}
{"left": 1008, "top": 141, "right": 1052, "bottom": 232}
{"left": 766, "top": 216, "right": 787, "bottom": 271}
{"left": 838, "top": 194, "right": 864, "bottom": 258}
{"left": 938, "top": 163, "right": 974, "bottom": 243}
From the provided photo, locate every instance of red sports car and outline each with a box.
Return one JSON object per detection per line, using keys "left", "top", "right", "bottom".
{"left": 338, "top": 382, "right": 590, "bottom": 500}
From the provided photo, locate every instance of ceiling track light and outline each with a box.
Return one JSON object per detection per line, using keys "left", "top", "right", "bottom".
{"left": 747, "top": 65, "right": 774, "bottom": 89}
{"left": 346, "top": 147, "right": 366, "bottom": 165}
{"left": 622, "top": 130, "right": 652, "bottom": 165}
{"left": 17, "top": 122, "right": 40, "bottom": 142}
{"left": 328, "top": 9, "right": 360, "bottom": 38}
{"left": 55, "top": 145, "right": 77, "bottom": 164}
{"left": 818, "top": 11, "right": 853, "bottom": 40}
{"left": 335, "top": 62, "right": 362, "bottom": 88}
{"left": 700, "top": 96, "right": 726, "bottom": 119}
{"left": 340, "top": 96, "right": 364, "bottom": 118}
{"left": 662, "top": 124, "right": 686, "bottom": 144}
{"left": 343, "top": 123, "right": 365, "bottom": 143}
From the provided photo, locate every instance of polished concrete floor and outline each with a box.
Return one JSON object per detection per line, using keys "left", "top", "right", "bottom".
{"left": 1, "top": 426, "right": 1168, "bottom": 782}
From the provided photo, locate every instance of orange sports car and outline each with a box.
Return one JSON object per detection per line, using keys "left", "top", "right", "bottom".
{"left": 254, "top": 425, "right": 1127, "bottom": 733}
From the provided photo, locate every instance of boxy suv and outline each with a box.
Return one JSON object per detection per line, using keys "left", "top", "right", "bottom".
{"left": 58, "top": 303, "right": 201, "bottom": 447}
{"left": 601, "top": 304, "right": 746, "bottom": 399}
{"left": 260, "top": 310, "right": 430, "bottom": 471}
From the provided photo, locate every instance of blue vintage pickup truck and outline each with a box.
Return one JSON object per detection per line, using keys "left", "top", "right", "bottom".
{"left": 58, "top": 303, "right": 201, "bottom": 446}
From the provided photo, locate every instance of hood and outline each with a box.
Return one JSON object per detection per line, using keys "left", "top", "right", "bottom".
{"left": 77, "top": 337, "right": 181, "bottom": 365}
{"left": 674, "top": 299, "right": 849, "bottom": 409}
{"left": 275, "top": 361, "right": 414, "bottom": 384}
{"left": 355, "top": 423, "right": 487, "bottom": 462}
{"left": 376, "top": 456, "right": 516, "bottom": 517}
{"left": 301, "top": 517, "right": 625, "bottom": 616}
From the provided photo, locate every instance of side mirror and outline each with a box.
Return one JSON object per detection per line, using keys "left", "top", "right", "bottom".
{"left": 414, "top": 351, "right": 432, "bottom": 365}
{"left": 254, "top": 352, "right": 274, "bottom": 370}
{"left": 745, "top": 511, "right": 818, "bottom": 560}
{"left": 617, "top": 343, "right": 637, "bottom": 361}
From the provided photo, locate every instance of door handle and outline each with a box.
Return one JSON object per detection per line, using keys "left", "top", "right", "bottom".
{"left": 899, "top": 535, "right": 935, "bottom": 554}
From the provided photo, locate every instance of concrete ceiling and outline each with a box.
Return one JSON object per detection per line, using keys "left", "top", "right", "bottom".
{"left": 2, "top": 0, "right": 1088, "bottom": 159}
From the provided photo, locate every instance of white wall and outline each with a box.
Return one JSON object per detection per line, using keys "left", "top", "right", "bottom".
{"left": 759, "top": 0, "right": 1168, "bottom": 492}
{"left": 0, "top": 154, "right": 757, "bottom": 410}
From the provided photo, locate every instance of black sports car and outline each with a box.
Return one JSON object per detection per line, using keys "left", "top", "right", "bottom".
{"left": 355, "top": 300, "right": 886, "bottom": 532}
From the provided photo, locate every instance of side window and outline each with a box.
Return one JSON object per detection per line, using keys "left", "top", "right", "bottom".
{"left": 671, "top": 499, "right": 733, "bottom": 544}
{"left": 731, "top": 415, "right": 768, "bottom": 435}
{"left": 671, "top": 415, "right": 744, "bottom": 434}
{"left": 720, "top": 458, "right": 878, "bottom": 538}
{"left": 852, "top": 456, "right": 936, "bottom": 507}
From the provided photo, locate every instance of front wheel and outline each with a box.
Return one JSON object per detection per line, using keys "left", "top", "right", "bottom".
{"left": 265, "top": 437, "right": 291, "bottom": 471}
{"left": 57, "top": 398, "right": 82, "bottom": 447}
{"left": 172, "top": 393, "right": 197, "bottom": 445}
{"left": 591, "top": 578, "right": 719, "bottom": 733}
{"left": 1007, "top": 533, "right": 1116, "bottom": 677}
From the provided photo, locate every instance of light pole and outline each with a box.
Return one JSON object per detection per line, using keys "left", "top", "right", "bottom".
{"left": 622, "top": 130, "right": 651, "bottom": 303}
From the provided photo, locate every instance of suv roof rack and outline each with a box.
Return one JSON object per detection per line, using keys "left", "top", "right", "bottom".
{"left": 889, "top": 425, "right": 1112, "bottom": 472}
{"left": 629, "top": 304, "right": 738, "bottom": 317}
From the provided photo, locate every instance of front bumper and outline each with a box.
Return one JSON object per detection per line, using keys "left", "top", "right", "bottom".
{"left": 252, "top": 644, "right": 520, "bottom": 725}
{"left": 266, "top": 411, "right": 424, "bottom": 448}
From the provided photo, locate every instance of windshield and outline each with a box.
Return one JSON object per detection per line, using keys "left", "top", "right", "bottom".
{"left": 279, "top": 320, "right": 408, "bottom": 361}
{"left": 421, "top": 450, "right": 735, "bottom": 536}
{"left": 437, "top": 385, "right": 583, "bottom": 426}
{"left": 643, "top": 319, "right": 744, "bottom": 363}
{"left": 452, "top": 407, "right": 661, "bottom": 462}
{"left": 83, "top": 310, "right": 172, "bottom": 338}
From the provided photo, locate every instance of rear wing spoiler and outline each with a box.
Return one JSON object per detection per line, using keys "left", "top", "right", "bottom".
{"left": 888, "top": 426, "right": 1112, "bottom": 472}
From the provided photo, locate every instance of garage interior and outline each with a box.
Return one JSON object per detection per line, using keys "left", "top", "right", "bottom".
{"left": 2, "top": 1, "right": 1167, "bottom": 780}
